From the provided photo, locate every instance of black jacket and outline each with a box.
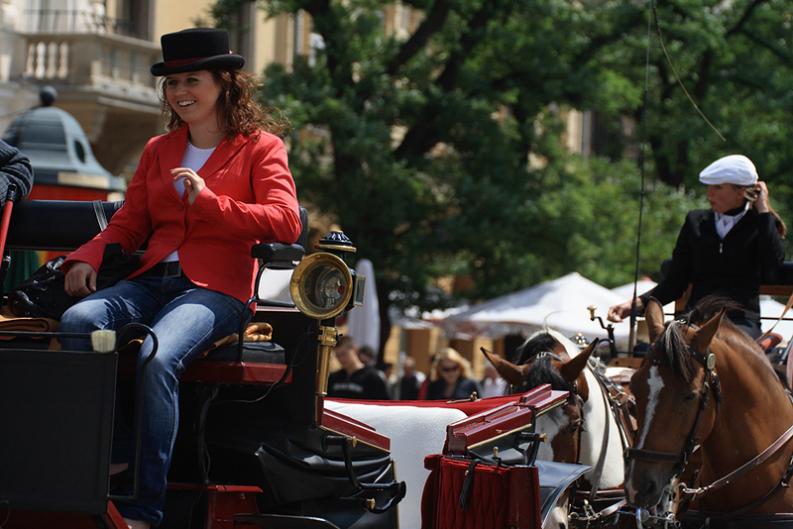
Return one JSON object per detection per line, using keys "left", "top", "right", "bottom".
{"left": 640, "top": 208, "right": 784, "bottom": 320}
{"left": 425, "top": 377, "right": 482, "bottom": 401}
{"left": 327, "top": 367, "right": 391, "bottom": 400}
{"left": 0, "top": 140, "right": 33, "bottom": 203}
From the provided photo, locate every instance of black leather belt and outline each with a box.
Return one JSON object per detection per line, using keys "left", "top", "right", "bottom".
{"left": 142, "top": 261, "right": 183, "bottom": 278}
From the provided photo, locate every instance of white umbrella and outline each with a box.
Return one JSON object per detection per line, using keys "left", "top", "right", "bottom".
{"left": 443, "top": 272, "right": 631, "bottom": 348}
{"left": 346, "top": 258, "right": 381, "bottom": 351}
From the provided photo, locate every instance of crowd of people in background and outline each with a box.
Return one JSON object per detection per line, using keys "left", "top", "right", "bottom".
{"left": 326, "top": 336, "right": 507, "bottom": 401}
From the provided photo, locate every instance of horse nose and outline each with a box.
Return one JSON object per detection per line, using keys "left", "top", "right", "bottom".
{"left": 635, "top": 479, "right": 662, "bottom": 508}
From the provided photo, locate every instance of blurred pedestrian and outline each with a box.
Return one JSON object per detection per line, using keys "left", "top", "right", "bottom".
{"left": 328, "top": 336, "right": 391, "bottom": 400}
{"left": 357, "top": 344, "right": 377, "bottom": 367}
{"left": 480, "top": 364, "right": 507, "bottom": 398}
{"left": 425, "top": 347, "right": 481, "bottom": 400}
{"left": 397, "top": 357, "right": 425, "bottom": 400}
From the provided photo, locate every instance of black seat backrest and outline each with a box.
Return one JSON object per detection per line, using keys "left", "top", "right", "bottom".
{"left": 7, "top": 200, "right": 124, "bottom": 251}
{"left": 6, "top": 200, "right": 309, "bottom": 253}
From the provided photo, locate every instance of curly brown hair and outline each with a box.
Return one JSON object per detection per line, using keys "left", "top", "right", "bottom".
{"left": 159, "top": 69, "right": 289, "bottom": 138}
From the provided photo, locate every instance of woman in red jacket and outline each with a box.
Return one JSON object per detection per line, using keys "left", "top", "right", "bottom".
{"left": 59, "top": 28, "right": 301, "bottom": 529}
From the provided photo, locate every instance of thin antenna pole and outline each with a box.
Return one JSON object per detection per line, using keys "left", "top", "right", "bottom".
{"left": 629, "top": 0, "right": 655, "bottom": 353}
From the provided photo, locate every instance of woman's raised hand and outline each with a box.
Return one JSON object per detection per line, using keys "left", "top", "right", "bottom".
{"left": 754, "top": 181, "right": 770, "bottom": 213}
{"left": 65, "top": 262, "right": 97, "bottom": 297}
{"left": 171, "top": 167, "right": 206, "bottom": 205}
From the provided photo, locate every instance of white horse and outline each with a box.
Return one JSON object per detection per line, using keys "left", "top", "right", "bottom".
{"left": 530, "top": 329, "right": 626, "bottom": 491}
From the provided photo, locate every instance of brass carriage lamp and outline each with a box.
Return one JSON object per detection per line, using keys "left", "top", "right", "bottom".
{"left": 289, "top": 231, "right": 365, "bottom": 424}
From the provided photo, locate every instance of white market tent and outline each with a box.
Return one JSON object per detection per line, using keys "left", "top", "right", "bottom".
{"left": 758, "top": 297, "right": 793, "bottom": 342}
{"left": 442, "top": 272, "right": 632, "bottom": 348}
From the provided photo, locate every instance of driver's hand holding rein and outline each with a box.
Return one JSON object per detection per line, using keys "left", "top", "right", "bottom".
{"left": 607, "top": 154, "right": 785, "bottom": 341}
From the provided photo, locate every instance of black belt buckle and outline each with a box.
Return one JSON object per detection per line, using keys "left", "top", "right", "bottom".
{"left": 146, "top": 261, "right": 182, "bottom": 278}
{"left": 161, "top": 261, "right": 182, "bottom": 278}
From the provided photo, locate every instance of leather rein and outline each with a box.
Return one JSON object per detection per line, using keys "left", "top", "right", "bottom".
{"left": 625, "top": 345, "right": 793, "bottom": 514}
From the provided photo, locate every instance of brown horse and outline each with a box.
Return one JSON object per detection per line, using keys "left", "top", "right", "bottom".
{"left": 625, "top": 297, "right": 793, "bottom": 518}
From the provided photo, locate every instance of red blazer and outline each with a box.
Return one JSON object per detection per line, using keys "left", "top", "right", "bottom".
{"left": 65, "top": 126, "right": 301, "bottom": 305}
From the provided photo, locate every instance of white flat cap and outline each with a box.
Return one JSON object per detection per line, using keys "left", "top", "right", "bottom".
{"left": 699, "top": 154, "right": 758, "bottom": 186}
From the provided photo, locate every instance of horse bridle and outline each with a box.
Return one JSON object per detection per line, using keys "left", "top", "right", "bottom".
{"left": 527, "top": 351, "right": 587, "bottom": 462}
{"left": 625, "top": 348, "right": 721, "bottom": 477}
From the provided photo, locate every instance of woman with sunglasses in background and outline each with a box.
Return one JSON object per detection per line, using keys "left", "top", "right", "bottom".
{"left": 424, "top": 347, "right": 482, "bottom": 400}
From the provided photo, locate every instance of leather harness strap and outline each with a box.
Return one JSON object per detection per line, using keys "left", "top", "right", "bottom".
{"left": 587, "top": 370, "right": 611, "bottom": 502}
{"left": 681, "top": 423, "right": 793, "bottom": 497}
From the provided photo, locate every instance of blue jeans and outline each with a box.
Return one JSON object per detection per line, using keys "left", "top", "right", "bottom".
{"left": 60, "top": 274, "right": 246, "bottom": 525}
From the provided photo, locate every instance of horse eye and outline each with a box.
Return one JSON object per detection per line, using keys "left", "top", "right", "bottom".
{"left": 684, "top": 392, "right": 697, "bottom": 401}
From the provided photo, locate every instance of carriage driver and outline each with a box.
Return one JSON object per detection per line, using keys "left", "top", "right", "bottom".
{"left": 58, "top": 28, "right": 301, "bottom": 529}
{"left": 608, "top": 154, "right": 785, "bottom": 339}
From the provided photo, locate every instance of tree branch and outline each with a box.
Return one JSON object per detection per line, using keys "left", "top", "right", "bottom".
{"left": 725, "top": 0, "right": 767, "bottom": 37}
{"left": 572, "top": 6, "right": 643, "bottom": 68}
{"left": 395, "top": 2, "right": 506, "bottom": 160}
{"left": 386, "top": 0, "right": 452, "bottom": 76}
{"left": 302, "top": 0, "right": 355, "bottom": 96}
{"left": 737, "top": 29, "right": 793, "bottom": 66}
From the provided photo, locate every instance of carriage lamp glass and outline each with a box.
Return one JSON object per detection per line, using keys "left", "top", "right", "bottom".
{"left": 290, "top": 252, "right": 354, "bottom": 320}
{"left": 353, "top": 275, "right": 366, "bottom": 307}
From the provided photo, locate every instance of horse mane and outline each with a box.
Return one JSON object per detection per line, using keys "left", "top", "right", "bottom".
{"left": 687, "top": 295, "right": 744, "bottom": 327}
{"left": 651, "top": 321, "right": 697, "bottom": 383}
{"left": 515, "top": 332, "right": 559, "bottom": 365}
{"left": 650, "top": 296, "right": 762, "bottom": 383}
{"left": 523, "top": 355, "right": 576, "bottom": 393}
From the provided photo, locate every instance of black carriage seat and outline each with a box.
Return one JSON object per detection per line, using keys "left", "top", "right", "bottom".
{"left": 5, "top": 199, "right": 308, "bottom": 385}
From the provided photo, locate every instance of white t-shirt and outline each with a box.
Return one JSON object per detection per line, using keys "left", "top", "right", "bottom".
{"left": 163, "top": 141, "right": 215, "bottom": 262}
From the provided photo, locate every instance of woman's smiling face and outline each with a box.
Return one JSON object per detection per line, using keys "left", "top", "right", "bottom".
{"left": 163, "top": 70, "right": 222, "bottom": 127}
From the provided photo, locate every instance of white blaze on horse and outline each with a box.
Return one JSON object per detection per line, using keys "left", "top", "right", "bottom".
{"left": 626, "top": 297, "right": 793, "bottom": 522}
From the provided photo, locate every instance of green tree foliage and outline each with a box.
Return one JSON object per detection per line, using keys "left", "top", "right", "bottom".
{"left": 210, "top": 0, "right": 784, "bottom": 346}
{"left": 608, "top": 1, "right": 793, "bottom": 196}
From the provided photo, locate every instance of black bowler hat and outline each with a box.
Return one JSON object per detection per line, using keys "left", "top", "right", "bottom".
{"left": 150, "top": 28, "right": 244, "bottom": 76}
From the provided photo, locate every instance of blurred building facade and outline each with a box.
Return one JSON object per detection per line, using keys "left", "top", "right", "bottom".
{"left": 0, "top": 0, "right": 331, "bottom": 178}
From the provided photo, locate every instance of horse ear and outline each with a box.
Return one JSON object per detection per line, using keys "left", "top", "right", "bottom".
{"left": 691, "top": 308, "right": 725, "bottom": 353}
{"left": 645, "top": 297, "right": 666, "bottom": 343}
{"left": 559, "top": 339, "right": 599, "bottom": 383}
{"left": 480, "top": 347, "right": 529, "bottom": 386}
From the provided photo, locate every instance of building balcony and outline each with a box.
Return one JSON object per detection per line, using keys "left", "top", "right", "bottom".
{"left": 0, "top": 26, "right": 162, "bottom": 175}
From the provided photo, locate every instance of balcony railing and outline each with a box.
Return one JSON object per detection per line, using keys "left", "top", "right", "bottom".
{"left": 18, "top": 31, "right": 160, "bottom": 102}
{"left": 23, "top": 9, "right": 146, "bottom": 40}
